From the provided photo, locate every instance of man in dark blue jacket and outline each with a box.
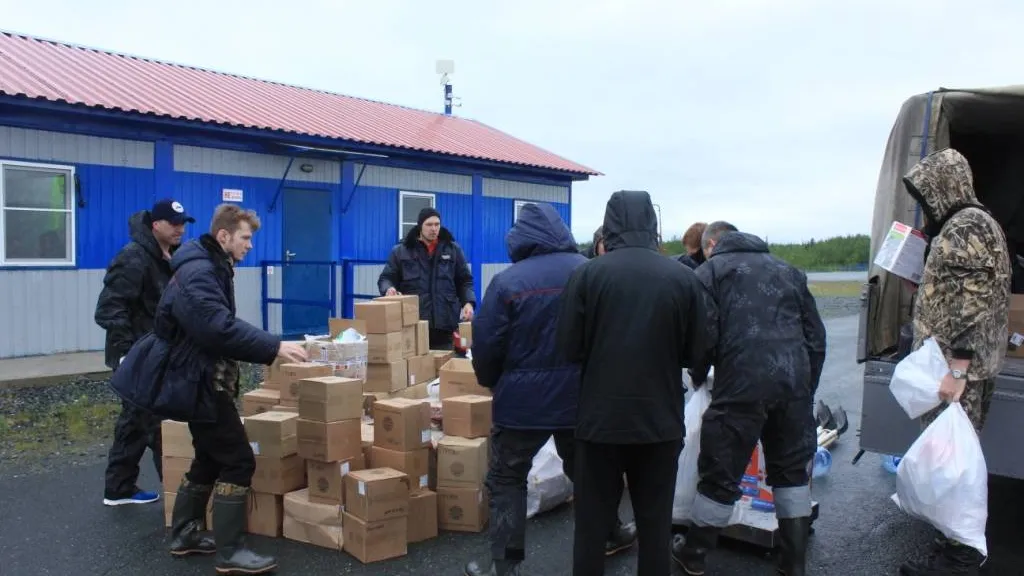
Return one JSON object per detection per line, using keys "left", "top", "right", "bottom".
{"left": 463, "top": 203, "right": 635, "bottom": 576}
{"left": 672, "top": 221, "right": 826, "bottom": 576}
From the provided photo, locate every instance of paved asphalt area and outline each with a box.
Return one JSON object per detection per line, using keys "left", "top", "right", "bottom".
{"left": 2, "top": 315, "right": 1024, "bottom": 575}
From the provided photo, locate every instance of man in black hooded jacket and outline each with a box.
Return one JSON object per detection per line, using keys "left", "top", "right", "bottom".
{"left": 558, "top": 190, "right": 710, "bottom": 576}
{"left": 672, "top": 221, "right": 827, "bottom": 576}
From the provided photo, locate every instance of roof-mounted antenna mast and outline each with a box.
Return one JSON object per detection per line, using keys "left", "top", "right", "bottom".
{"left": 436, "top": 59, "right": 460, "bottom": 115}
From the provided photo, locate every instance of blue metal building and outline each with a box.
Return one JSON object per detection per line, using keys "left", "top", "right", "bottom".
{"left": 0, "top": 31, "right": 598, "bottom": 358}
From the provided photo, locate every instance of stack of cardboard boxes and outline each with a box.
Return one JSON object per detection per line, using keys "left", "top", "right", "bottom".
{"left": 356, "top": 297, "right": 437, "bottom": 403}
{"left": 342, "top": 467, "right": 411, "bottom": 563}
{"left": 297, "top": 376, "right": 364, "bottom": 506}
{"left": 244, "top": 411, "right": 305, "bottom": 536}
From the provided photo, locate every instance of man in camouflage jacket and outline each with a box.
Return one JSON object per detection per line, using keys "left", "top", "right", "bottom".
{"left": 900, "top": 147, "right": 1011, "bottom": 575}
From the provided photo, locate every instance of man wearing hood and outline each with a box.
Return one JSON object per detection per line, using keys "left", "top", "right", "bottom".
{"left": 897, "top": 148, "right": 1010, "bottom": 575}
{"left": 95, "top": 199, "right": 194, "bottom": 507}
{"left": 558, "top": 190, "right": 710, "bottom": 576}
{"left": 672, "top": 221, "right": 827, "bottom": 576}
{"left": 378, "top": 207, "right": 476, "bottom": 349}
{"left": 463, "top": 203, "right": 636, "bottom": 576}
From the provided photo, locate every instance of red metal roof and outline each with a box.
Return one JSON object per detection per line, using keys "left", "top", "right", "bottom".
{"left": 0, "top": 32, "right": 599, "bottom": 176}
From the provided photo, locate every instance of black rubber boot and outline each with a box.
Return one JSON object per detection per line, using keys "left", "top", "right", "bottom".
{"left": 169, "top": 479, "right": 216, "bottom": 557}
{"left": 776, "top": 517, "right": 811, "bottom": 576}
{"left": 463, "top": 559, "right": 519, "bottom": 576}
{"left": 898, "top": 539, "right": 983, "bottom": 576}
{"left": 212, "top": 483, "right": 277, "bottom": 575}
{"left": 605, "top": 519, "right": 637, "bottom": 556}
{"left": 671, "top": 525, "right": 720, "bottom": 576}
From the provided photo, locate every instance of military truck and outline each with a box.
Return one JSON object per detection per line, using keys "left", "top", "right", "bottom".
{"left": 858, "top": 85, "right": 1024, "bottom": 479}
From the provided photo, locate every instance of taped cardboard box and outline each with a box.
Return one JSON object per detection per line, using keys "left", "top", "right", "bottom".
{"left": 282, "top": 488, "right": 345, "bottom": 550}
{"left": 430, "top": 350, "right": 455, "bottom": 372}
{"left": 242, "top": 388, "right": 280, "bottom": 417}
{"left": 373, "top": 398, "right": 432, "bottom": 451}
{"left": 407, "top": 489, "right": 439, "bottom": 543}
{"left": 436, "top": 436, "right": 489, "bottom": 489}
{"left": 252, "top": 454, "right": 306, "bottom": 495}
{"left": 343, "top": 512, "right": 408, "bottom": 563}
{"left": 437, "top": 486, "right": 488, "bottom": 533}
{"left": 407, "top": 355, "right": 437, "bottom": 386}
{"left": 1007, "top": 295, "right": 1024, "bottom": 358}
{"left": 278, "top": 363, "right": 334, "bottom": 403}
{"left": 365, "top": 360, "right": 407, "bottom": 393}
{"left": 307, "top": 456, "right": 365, "bottom": 505}
{"left": 367, "top": 333, "right": 405, "bottom": 364}
{"left": 162, "top": 456, "right": 192, "bottom": 493}
{"left": 161, "top": 420, "right": 194, "bottom": 459}
{"left": 439, "top": 359, "right": 491, "bottom": 400}
{"left": 298, "top": 376, "right": 363, "bottom": 423}
{"left": 415, "top": 321, "right": 430, "bottom": 356}
{"left": 442, "top": 395, "right": 492, "bottom": 439}
{"left": 297, "top": 417, "right": 362, "bottom": 462}
{"left": 343, "top": 468, "right": 411, "bottom": 522}
{"left": 873, "top": 221, "right": 928, "bottom": 284}
{"left": 248, "top": 492, "right": 284, "bottom": 538}
{"left": 402, "top": 326, "right": 417, "bottom": 358}
{"left": 354, "top": 300, "right": 403, "bottom": 334}
{"left": 374, "top": 294, "right": 419, "bottom": 327}
{"left": 370, "top": 446, "right": 430, "bottom": 493}
{"left": 245, "top": 412, "right": 299, "bottom": 459}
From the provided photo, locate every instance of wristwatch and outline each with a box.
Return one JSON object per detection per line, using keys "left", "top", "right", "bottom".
{"left": 951, "top": 369, "right": 966, "bottom": 381}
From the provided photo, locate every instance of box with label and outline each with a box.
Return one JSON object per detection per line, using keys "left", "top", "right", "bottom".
{"left": 248, "top": 492, "right": 284, "bottom": 538}
{"left": 242, "top": 388, "right": 280, "bottom": 417}
{"left": 355, "top": 301, "right": 403, "bottom": 334}
{"left": 375, "top": 294, "right": 420, "bottom": 327}
{"left": 161, "top": 420, "right": 194, "bottom": 459}
{"left": 245, "top": 411, "right": 299, "bottom": 459}
{"left": 365, "top": 360, "right": 408, "bottom": 393}
{"left": 415, "top": 321, "right": 430, "bottom": 356}
{"left": 343, "top": 468, "right": 411, "bottom": 522}
{"left": 406, "top": 355, "right": 437, "bottom": 386}
{"left": 162, "top": 456, "right": 192, "bottom": 493}
{"left": 407, "top": 489, "right": 439, "bottom": 543}
{"left": 373, "top": 398, "right": 431, "bottom": 451}
{"left": 1008, "top": 295, "right": 1024, "bottom": 358}
{"left": 436, "top": 436, "right": 489, "bottom": 489}
{"left": 439, "top": 359, "right": 491, "bottom": 400}
{"left": 437, "top": 486, "right": 488, "bottom": 532}
{"left": 873, "top": 221, "right": 929, "bottom": 284}
{"left": 402, "top": 326, "right": 417, "bottom": 358}
{"left": 282, "top": 488, "right": 345, "bottom": 550}
{"left": 343, "top": 512, "right": 408, "bottom": 563}
{"left": 297, "top": 376, "right": 363, "bottom": 422}
{"left": 279, "top": 363, "right": 334, "bottom": 402}
{"left": 297, "top": 417, "right": 362, "bottom": 462}
{"left": 367, "top": 332, "right": 405, "bottom": 364}
{"left": 457, "top": 321, "right": 473, "bottom": 348}
{"left": 370, "top": 446, "right": 430, "bottom": 492}
{"left": 442, "top": 395, "right": 492, "bottom": 439}
{"left": 306, "top": 456, "right": 364, "bottom": 505}
{"left": 252, "top": 453, "right": 306, "bottom": 494}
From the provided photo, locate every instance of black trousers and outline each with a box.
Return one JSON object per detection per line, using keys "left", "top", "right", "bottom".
{"left": 104, "top": 399, "right": 163, "bottom": 499}
{"left": 573, "top": 439, "right": 680, "bottom": 576}
{"left": 486, "top": 428, "right": 623, "bottom": 564}
{"left": 697, "top": 398, "right": 816, "bottom": 506}
{"left": 185, "top": 391, "right": 255, "bottom": 487}
{"left": 430, "top": 328, "right": 453, "bottom": 351}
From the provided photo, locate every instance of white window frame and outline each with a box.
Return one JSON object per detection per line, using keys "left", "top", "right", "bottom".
{"left": 399, "top": 190, "right": 436, "bottom": 241}
{"left": 0, "top": 160, "right": 76, "bottom": 267}
{"left": 514, "top": 199, "right": 535, "bottom": 223}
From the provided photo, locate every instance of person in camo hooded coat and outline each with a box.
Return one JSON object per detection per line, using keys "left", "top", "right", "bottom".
{"left": 898, "top": 148, "right": 1011, "bottom": 576}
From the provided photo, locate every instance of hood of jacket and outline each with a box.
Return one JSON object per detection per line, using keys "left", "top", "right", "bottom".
{"left": 506, "top": 202, "right": 578, "bottom": 263}
{"left": 904, "top": 148, "right": 982, "bottom": 236}
{"left": 402, "top": 224, "right": 455, "bottom": 249}
{"left": 711, "top": 231, "right": 770, "bottom": 256}
{"left": 170, "top": 234, "right": 233, "bottom": 274}
{"left": 128, "top": 210, "right": 164, "bottom": 261}
{"left": 602, "top": 190, "right": 659, "bottom": 252}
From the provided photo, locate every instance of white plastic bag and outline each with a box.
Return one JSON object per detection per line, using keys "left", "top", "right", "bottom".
{"left": 890, "top": 337, "right": 947, "bottom": 419}
{"left": 891, "top": 403, "right": 988, "bottom": 557}
{"left": 672, "top": 384, "right": 713, "bottom": 524}
{"left": 526, "top": 437, "right": 574, "bottom": 519}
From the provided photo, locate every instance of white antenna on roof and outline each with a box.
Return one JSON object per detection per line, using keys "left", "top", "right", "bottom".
{"left": 436, "top": 59, "right": 458, "bottom": 116}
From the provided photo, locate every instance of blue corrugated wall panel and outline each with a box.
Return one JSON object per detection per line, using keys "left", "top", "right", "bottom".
{"left": 480, "top": 197, "right": 571, "bottom": 262}
{"left": 65, "top": 164, "right": 154, "bottom": 269}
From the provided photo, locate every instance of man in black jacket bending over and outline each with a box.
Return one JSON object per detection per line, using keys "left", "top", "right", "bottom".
{"left": 377, "top": 207, "right": 476, "bottom": 349}
{"left": 558, "top": 190, "right": 710, "bottom": 576}
{"left": 95, "top": 199, "right": 194, "bottom": 506}
{"left": 673, "top": 221, "right": 827, "bottom": 576}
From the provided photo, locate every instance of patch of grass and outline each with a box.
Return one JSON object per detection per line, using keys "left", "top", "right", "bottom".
{"left": 1, "top": 397, "right": 121, "bottom": 458}
{"left": 808, "top": 280, "right": 863, "bottom": 299}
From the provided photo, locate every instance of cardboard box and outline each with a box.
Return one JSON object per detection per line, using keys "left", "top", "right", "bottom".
{"left": 457, "top": 322, "right": 473, "bottom": 348}
{"left": 367, "top": 332, "right": 405, "bottom": 364}
{"left": 375, "top": 294, "right": 420, "bottom": 327}
{"left": 343, "top": 512, "right": 408, "bottom": 563}
{"left": 306, "top": 457, "right": 364, "bottom": 505}
{"left": 436, "top": 436, "right": 489, "bottom": 489}
{"left": 279, "top": 363, "right": 334, "bottom": 402}
{"left": 297, "top": 376, "right": 363, "bottom": 422}
{"left": 283, "top": 516, "right": 345, "bottom": 550}
{"left": 355, "top": 301, "right": 403, "bottom": 334}
{"left": 373, "top": 398, "right": 431, "bottom": 451}
{"left": 365, "top": 360, "right": 408, "bottom": 393}
{"left": 252, "top": 454, "right": 306, "bottom": 494}
{"left": 282, "top": 488, "right": 345, "bottom": 550}
{"left": 164, "top": 490, "right": 213, "bottom": 528}
{"left": 407, "top": 355, "right": 437, "bottom": 386}
{"left": 402, "top": 326, "right": 417, "bottom": 359}
{"left": 161, "top": 420, "right": 194, "bottom": 459}
{"left": 363, "top": 392, "right": 392, "bottom": 418}
{"left": 162, "top": 455, "right": 192, "bottom": 493}
{"left": 437, "top": 486, "right": 488, "bottom": 532}
{"left": 248, "top": 492, "right": 284, "bottom": 537}
{"left": 245, "top": 412, "right": 299, "bottom": 459}
{"left": 415, "top": 321, "right": 430, "bottom": 356}
{"left": 272, "top": 404, "right": 299, "bottom": 413}
{"left": 1008, "top": 295, "right": 1024, "bottom": 358}
{"left": 407, "top": 490, "right": 439, "bottom": 543}
{"left": 370, "top": 446, "right": 430, "bottom": 492}
{"left": 873, "top": 221, "right": 928, "bottom": 284}
{"left": 392, "top": 381, "right": 430, "bottom": 401}
{"left": 361, "top": 422, "right": 375, "bottom": 468}
{"left": 439, "top": 359, "right": 491, "bottom": 400}
{"left": 297, "top": 418, "right": 363, "bottom": 462}
{"left": 242, "top": 388, "right": 281, "bottom": 417}
{"left": 430, "top": 350, "right": 455, "bottom": 372}
{"left": 343, "top": 468, "right": 411, "bottom": 522}
{"left": 442, "top": 395, "right": 492, "bottom": 439}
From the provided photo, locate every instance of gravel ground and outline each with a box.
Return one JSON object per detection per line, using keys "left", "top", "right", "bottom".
{"left": 0, "top": 297, "right": 861, "bottom": 478}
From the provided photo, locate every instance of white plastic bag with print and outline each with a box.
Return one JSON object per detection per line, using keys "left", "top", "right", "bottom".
{"left": 891, "top": 402, "right": 988, "bottom": 557}
{"left": 890, "top": 337, "right": 947, "bottom": 419}
{"left": 526, "top": 437, "right": 574, "bottom": 519}
{"left": 672, "top": 371, "right": 714, "bottom": 524}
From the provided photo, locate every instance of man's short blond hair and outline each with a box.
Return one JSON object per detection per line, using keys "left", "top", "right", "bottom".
{"left": 209, "top": 203, "right": 261, "bottom": 236}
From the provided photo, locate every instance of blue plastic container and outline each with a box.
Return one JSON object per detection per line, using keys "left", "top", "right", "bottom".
{"left": 811, "top": 446, "right": 832, "bottom": 478}
{"left": 881, "top": 454, "right": 902, "bottom": 474}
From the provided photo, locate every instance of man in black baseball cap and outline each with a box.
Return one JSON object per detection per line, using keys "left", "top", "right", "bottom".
{"left": 95, "top": 198, "right": 194, "bottom": 506}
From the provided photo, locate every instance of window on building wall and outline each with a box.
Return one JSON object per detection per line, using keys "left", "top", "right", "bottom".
{"left": 0, "top": 161, "right": 76, "bottom": 266}
{"left": 399, "top": 191, "right": 436, "bottom": 240}
{"left": 514, "top": 199, "right": 535, "bottom": 224}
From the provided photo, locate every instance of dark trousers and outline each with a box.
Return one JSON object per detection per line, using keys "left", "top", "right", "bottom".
{"left": 430, "top": 328, "right": 453, "bottom": 351}
{"left": 185, "top": 391, "right": 255, "bottom": 487}
{"left": 573, "top": 439, "right": 680, "bottom": 576}
{"left": 697, "top": 398, "right": 816, "bottom": 506}
{"left": 104, "top": 399, "right": 163, "bottom": 499}
{"left": 487, "top": 428, "right": 624, "bottom": 564}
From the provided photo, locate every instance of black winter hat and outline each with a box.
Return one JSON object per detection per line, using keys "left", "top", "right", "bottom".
{"left": 417, "top": 207, "right": 441, "bottom": 226}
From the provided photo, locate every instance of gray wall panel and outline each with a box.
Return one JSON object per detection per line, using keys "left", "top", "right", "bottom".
{"left": 174, "top": 145, "right": 340, "bottom": 184}
{"left": 354, "top": 163, "right": 471, "bottom": 195}
{"left": 0, "top": 126, "right": 153, "bottom": 169}
{"left": 482, "top": 178, "right": 568, "bottom": 203}
{"left": 0, "top": 269, "right": 105, "bottom": 357}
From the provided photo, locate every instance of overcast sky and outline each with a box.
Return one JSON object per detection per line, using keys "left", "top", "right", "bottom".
{"left": 3, "top": 0, "right": 1023, "bottom": 243}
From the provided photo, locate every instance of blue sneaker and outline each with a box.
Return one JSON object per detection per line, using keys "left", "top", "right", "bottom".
{"left": 103, "top": 489, "right": 160, "bottom": 506}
